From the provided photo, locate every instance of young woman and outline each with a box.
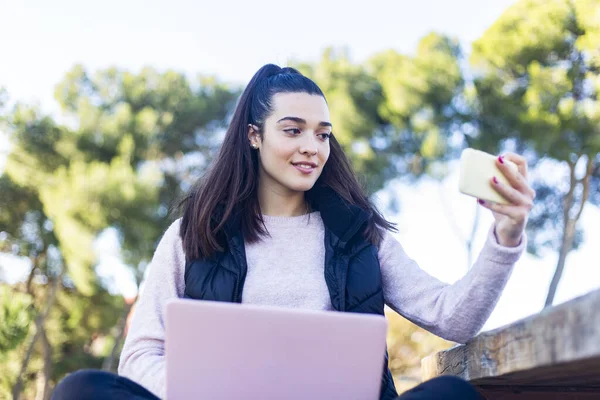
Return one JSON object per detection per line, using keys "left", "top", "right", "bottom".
{"left": 53, "top": 64, "right": 534, "bottom": 400}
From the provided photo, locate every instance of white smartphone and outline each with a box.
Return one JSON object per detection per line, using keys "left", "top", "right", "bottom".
{"left": 458, "top": 148, "right": 518, "bottom": 205}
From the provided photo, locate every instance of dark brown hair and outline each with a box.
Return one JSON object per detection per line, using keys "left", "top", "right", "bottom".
{"left": 177, "top": 64, "right": 396, "bottom": 261}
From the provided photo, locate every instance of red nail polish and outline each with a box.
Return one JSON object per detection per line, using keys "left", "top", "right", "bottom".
{"left": 493, "top": 176, "right": 499, "bottom": 184}
{"left": 498, "top": 155, "right": 504, "bottom": 164}
{"left": 478, "top": 199, "right": 485, "bottom": 205}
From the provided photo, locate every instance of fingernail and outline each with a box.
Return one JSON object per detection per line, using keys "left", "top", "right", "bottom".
{"left": 478, "top": 199, "right": 485, "bottom": 205}
{"left": 493, "top": 176, "right": 499, "bottom": 184}
{"left": 498, "top": 155, "right": 504, "bottom": 164}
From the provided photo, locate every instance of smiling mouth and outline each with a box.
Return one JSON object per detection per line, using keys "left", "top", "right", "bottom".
{"left": 293, "top": 162, "right": 317, "bottom": 167}
{"left": 292, "top": 162, "right": 317, "bottom": 173}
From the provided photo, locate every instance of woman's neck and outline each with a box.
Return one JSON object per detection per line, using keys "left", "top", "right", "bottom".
{"left": 258, "top": 185, "right": 309, "bottom": 217}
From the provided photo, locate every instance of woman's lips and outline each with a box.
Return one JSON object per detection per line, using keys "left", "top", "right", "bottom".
{"left": 292, "top": 163, "right": 316, "bottom": 174}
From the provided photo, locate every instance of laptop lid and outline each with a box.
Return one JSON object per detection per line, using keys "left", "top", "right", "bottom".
{"left": 165, "top": 298, "right": 387, "bottom": 400}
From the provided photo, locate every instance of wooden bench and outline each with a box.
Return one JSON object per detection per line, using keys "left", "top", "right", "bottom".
{"left": 421, "top": 288, "right": 600, "bottom": 399}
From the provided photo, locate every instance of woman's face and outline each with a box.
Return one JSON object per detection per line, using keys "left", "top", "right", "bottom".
{"left": 249, "top": 92, "right": 332, "bottom": 195}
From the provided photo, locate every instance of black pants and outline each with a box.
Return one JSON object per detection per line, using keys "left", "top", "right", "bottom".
{"left": 52, "top": 369, "right": 483, "bottom": 400}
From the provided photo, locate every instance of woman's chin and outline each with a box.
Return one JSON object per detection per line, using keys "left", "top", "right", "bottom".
{"left": 285, "top": 179, "right": 317, "bottom": 193}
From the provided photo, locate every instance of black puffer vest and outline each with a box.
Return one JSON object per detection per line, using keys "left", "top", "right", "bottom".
{"left": 184, "top": 185, "right": 398, "bottom": 400}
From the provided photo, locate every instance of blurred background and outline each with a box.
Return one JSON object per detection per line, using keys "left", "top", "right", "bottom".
{"left": 1, "top": 0, "right": 599, "bottom": 397}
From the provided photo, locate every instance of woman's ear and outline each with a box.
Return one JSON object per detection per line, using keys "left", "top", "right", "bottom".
{"left": 248, "top": 124, "right": 260, "bottom": 149}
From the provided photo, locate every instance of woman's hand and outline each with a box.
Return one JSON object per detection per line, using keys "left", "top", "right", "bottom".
{"left": 477, "top": 152, "right": 536, "bottom": 247}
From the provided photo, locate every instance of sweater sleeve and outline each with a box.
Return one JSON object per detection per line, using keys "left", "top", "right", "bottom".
{"left": 378, "top": 223, "right": 526, "bottom": 344}
{"left": 118, "top": 218, "right": 185, "bottom": 399}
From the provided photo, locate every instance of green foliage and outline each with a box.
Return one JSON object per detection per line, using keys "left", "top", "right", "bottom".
{"left": 5, "top": 66, "right": 239, "bottom": 294}
{"left": 370, "top": 33, "right": 464, "bottom": 168}
{"left": 0, "top": 286, "right": 33, "bottom": 354}
{"left": 0, "top": 281, "right": 124, "bottom": 398}
{"left": 0, "top": 286, "right": 33, "bottom": 399}
{"left": 48, "top": 286, "right": 124, "bottom": 378}
{"left": 54, "top": 65, "right": 238, "bottom": 164}
{"left": 471, "top": 0, "right": 600, "bottom": 258}
{"left": 0, "top": 66, "right": 239, "bottom": 396}
{"left": 2, "top": 65, "right": 240, "bottom": 397}
{"left": 471, "top": 0, "right": 600, "bottom": 157}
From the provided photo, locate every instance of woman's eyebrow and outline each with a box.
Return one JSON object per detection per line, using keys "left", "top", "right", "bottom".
{"left": 277, "top": 116, "right": 332, "bottom": 128}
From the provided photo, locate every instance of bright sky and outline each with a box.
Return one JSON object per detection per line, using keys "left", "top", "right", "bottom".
{"left": 1, "top": 0, "right": 599, "bottom": 333}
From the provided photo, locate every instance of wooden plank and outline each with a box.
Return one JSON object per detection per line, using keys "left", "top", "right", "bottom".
{"left": 477, "top": 386, "right": 600, "bottom": 400}
{"left": 421, "top": 289, "right": 600, "bottom": 389}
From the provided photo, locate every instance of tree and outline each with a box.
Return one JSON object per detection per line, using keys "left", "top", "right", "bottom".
{"left": 369, "top": 33, "right": 490, "bottom": 268}
{"left": 370, "top": 33, "right": 466, "bottom": 177}
{"left": 1, "top": 66, "right": 239, "bottom": 396}
{"left": 0, "top": 285, "right": 34, "bottom": 399}
{"left": 470, "top": 0, "right": 600, "bottom": 306}
{"left": 0, "top": 172, "right": 66, "bottom": 400}
{"left": 0, "top": 170, "right": 119, "bottom": 400}
{"left": 50, "top": 66, "right": 239, "bottom": 371}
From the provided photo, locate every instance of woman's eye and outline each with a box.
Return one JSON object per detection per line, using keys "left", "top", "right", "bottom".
{"left": 284, "top": 128, "right": 302, "bottom": 135}
{"left": 319, "top": 133, "right": 332, "bottom": 140}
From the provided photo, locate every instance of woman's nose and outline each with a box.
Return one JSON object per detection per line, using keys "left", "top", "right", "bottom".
{"left": 300, "top": 146, "right": 318, "bottom": 156}
{"left": 299, "top": 134, "right": 319, "bottom": 156}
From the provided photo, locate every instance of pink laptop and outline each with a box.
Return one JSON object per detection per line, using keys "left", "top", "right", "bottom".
{"left": 165, "top": 298, "right": 388, "bottom": 400}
